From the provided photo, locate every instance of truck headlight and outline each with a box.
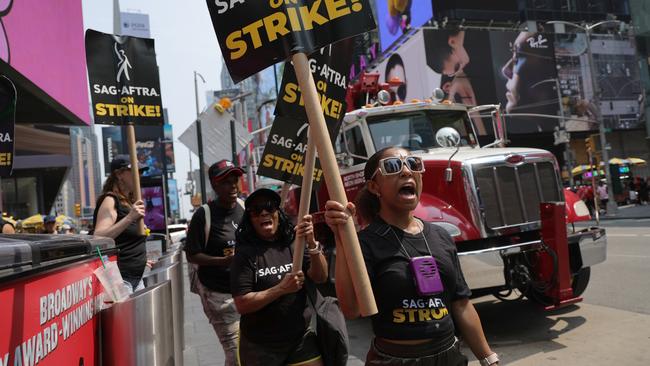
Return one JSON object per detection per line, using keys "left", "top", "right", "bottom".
{"left": 432, "top": 222, "right": 461, "bottom": 237}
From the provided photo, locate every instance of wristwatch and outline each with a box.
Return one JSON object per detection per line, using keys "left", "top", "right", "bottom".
{"left": 479, "top": 353, "right": 499, "bottom": 366}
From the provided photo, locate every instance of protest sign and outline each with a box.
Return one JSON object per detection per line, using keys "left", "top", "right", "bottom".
{"left": 0, "top": 76, "right": 16, "bottom": 177}
{"left": 207, "top": 0, "right": 378, "bottom": 316}
{"left": 258, "top": 40, "right": 353, "bottom": 186}
{"left": 207, "top": 0, "right": 375, "bottom": 83}
{"left": 85, "top": 29, "right": 164, "bottom": 126}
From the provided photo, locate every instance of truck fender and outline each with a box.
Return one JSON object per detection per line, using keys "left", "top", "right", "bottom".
{"left": 564, "top": 189, "right": 591, "bottom": 223}
{"left": 414, "top": 192, "right": 481, "bottom": 241}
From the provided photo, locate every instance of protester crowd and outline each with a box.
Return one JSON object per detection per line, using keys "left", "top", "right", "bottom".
{"left": 178, "top": 155, "right": 498, "bottom": 366}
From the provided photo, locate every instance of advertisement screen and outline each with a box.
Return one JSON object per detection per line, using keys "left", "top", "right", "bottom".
{"left": 375, "top": 0, "right": 433, "bottom": 51}
{"left": 163, "top": 124, "right": 175, "bottom": 173}
{"left": 489, "top": 31, "right": 559, "bottom": 134}
{"left": 135, "top": 125, "right": 165, "bottom": 177}
{"left": 3, "top": 0, "right": 89, "bottom": 124}
{"left": 102, "top": 126, "right": 125, "bottom": 176}
{"left": 167, "top": 179, "right": 179, "bottom": 214}
{"left": 142, "top": 185, "right": 165, "bottom": 231}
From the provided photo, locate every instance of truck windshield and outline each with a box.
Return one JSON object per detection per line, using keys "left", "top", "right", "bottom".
{"left": 366, "top": 110, "right": 475, "bottom": 151}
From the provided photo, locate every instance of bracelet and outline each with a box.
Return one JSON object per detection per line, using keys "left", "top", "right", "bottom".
{"left": 306, "top": 241, "right": 322, "bottom": 255}
{"left": 479, "top": 353, "right": 499, "bottom": 366}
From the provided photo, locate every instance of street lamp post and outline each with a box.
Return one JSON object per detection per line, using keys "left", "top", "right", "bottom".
{"left": 194, "top": 71, "right": 207, "bottom": 204}
{"left": 547, "top": 20, "right": 622, "bottom": 215}
{"left": 531, "top": 78, "right": 575, "bottom": 187}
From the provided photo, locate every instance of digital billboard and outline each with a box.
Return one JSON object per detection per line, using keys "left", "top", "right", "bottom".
{"left": 3, "top": 0, "right": 90, "bottom": 124}
{"left": 375, "top": 0, "right": 433, "bottom": 51}
{"left": 141, "top": 185, "right": 165, "bottom": 231}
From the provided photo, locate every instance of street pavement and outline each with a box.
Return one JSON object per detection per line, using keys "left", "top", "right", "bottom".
{"left": 182, "top": 204, "right": 650, "bottom": 365}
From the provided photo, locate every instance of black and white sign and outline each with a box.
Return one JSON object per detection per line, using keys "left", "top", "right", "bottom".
{"left": 258, "top": 40, "right": 354, "bottom": 186}
{"left": 85, "top": 29, "right": 164, "bottom": 126}
{"left": 207, "top": 0, "right": 375, "bottom": 83}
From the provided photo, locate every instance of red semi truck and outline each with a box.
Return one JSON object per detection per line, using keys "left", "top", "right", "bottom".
{"left": 280, "top": 76, "right": 607, "bottom": 308}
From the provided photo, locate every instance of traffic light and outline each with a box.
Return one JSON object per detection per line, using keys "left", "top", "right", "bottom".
{"left": 585, "top": 136, "right": 594, "bottom": 153}
{"left": 74, "top": 203, "right": 81, "bottom": 217}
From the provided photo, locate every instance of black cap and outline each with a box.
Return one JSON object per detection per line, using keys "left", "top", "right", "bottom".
{"left": 43, "top": 215, "right": 56, "bottom": 224}
{"left": 245, "top": 188, "right": 281, "bottom": 210}
{"left": 209, "top": 159, "right": 244, "bottom": 181}
{"left": 110, "top": 154, "right": 149, "bottom": 174}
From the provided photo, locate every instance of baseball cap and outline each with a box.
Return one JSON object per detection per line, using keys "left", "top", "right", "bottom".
{"left": 110, "top": 155, "right": 149, "bottom": 174}
{"left": 43, "top": 215, "right": 56, "bottom": 224}
{"left": 245, "top": 188, "right": 281, "bottom": 211}
{"left": 208, "top": 159, "right": 244, "bottom": 181}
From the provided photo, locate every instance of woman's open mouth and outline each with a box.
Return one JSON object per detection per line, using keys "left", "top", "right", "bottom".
{"left": 260, "top": 219, "right": 274, "bottom": 230}
{"left": 398, "top": 182, "right": 417, "bottom": 200}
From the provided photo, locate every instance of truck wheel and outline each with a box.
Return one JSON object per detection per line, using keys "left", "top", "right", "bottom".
{"left": 571, "top": 267, "right": 591, "bottom": 297}
{"left": 528, "top": 267, "right": 591, "bottom": 304}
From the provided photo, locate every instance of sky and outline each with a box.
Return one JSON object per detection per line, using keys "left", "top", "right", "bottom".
{"left": 82, "top": 0, "right": 224, "bottom": 219}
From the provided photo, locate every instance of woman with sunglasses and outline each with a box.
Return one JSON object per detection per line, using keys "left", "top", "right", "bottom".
{"left": 230, "top": 188, "right": 328, "bottom": 366}
{"left": 325, "top": 147, "right": 497, "bottom": 366}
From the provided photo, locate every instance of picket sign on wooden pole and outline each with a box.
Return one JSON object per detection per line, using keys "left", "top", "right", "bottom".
{"left": 291, "top": 52, "right": 377, "bottom": 316}
{"left": 126, "top": 123, "right": 146, "bottom": 236}
{"left": 291, "top": 130, "right": 316, "bottom": 271}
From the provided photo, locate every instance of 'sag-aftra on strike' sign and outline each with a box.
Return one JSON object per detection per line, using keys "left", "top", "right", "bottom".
{"left": 85, "top": 29, "right": 164, "bottom": 126}
{"left": 207, "top": 0, "right": 375, "bottom": 83}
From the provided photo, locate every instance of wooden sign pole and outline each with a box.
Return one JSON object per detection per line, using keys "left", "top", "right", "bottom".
{"left": 126, "top": 123, "right": 146, "bottom": 236}
{"left": 291, "top": 129, "right": 316, "bottom": 271}
{"left": 291, "top": 52, "right": 377, "bottom": 316}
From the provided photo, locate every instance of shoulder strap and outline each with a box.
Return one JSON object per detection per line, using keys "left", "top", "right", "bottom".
{"left": 202, "top": 203, "right": 211, "bottom": 246}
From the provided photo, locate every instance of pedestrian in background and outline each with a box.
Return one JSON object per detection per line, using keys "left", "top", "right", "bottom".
{"left": 1, "top": 218, "right": 15, "bottom": 234}
{"left": 597, "top": 181, "right": 609, "bottom": 213}
{"left": 325, "top": 147, "right": 498, "bottom": 366}
{"left": 640, "top": 178, "right": 649, "bottom": 205}
{"left": 93, "top": 155, "right": 148, "bottom": 293}
{"left": 231, "top": 188, "right": 328, "bottom": 366}
{"left": 42, "top": 215, "right": 58, "bottom": 234}
{"left": 184, "top": 160, "right": 244, "bottom": 366}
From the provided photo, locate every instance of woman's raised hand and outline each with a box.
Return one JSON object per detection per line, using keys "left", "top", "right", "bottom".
{"left": 295, "top": 215, "right": 316, "bottom": 246}
{"left": 324, "top": 200, "right": 355, "bottom": 234}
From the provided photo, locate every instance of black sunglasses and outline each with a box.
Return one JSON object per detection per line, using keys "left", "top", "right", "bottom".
{"left": 371, "top": 156, "right": 425, "bottom": 180}
{"left": 247, "top": 201, "right": 279, "bottom": 215}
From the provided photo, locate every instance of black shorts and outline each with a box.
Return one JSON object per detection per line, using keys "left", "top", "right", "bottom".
{"left": 366, "top": 337, "right": 468, "bottom": 366}
{"left": 238, "top": 329, "right": 321, "bottom": 366}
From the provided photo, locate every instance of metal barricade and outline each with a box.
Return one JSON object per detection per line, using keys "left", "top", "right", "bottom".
{"left": 143, "top": 260, "right": 184, "bottom": 366}
{"left": 101, "top": 280, "right": 175, "bottom": 366}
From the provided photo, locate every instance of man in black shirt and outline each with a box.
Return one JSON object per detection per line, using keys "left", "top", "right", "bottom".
{"left": 184, "top": 160, "right": 244, "bottom": 366}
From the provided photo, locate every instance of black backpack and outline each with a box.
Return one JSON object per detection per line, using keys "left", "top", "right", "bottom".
{"left": 305, "top": 280, "right": 349, "bottom": 366}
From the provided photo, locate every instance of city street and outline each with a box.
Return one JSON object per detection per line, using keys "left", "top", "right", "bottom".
{"left": 183, "top": 217, "right": 650, "bottom": 366}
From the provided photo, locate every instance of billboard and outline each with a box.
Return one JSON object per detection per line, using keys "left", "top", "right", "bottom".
{"left": 102, "top": 126, "right": 125, "bottom": 176}
{"left": 141, "top": 185, "right": 165, "bottom": 231}
{"left": 375, "top": 0, "right": 433, "bottom": 51}
{"left": 3, "top": 0, "right": 90, "bottom": 124}
{"left": 167, "top": 179, "right": 179, "bottom": 215}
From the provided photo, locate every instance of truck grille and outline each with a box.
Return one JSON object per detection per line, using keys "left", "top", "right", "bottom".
{"left": 474, "top": 161, "right": 561, "bottom": 229}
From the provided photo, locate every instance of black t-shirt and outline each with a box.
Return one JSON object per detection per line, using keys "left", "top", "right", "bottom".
{"left": 93, "top": 194, "right": 147, "bottom": 280}
{"left": 230, "top": 240, "right": 311, "bottom": 345}
{"left": 185, "top": 201, "right": 244, "bottom": 293}
{"left": 359, "top": 218, "right": 471, "bottom": 342}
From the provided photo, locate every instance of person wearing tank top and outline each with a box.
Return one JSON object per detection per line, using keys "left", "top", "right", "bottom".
{"left": 93, "top": 155, "right": 148, "bottom": 292}
{"left": 325, "top": 147, "right": 499, "bottom": 366}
